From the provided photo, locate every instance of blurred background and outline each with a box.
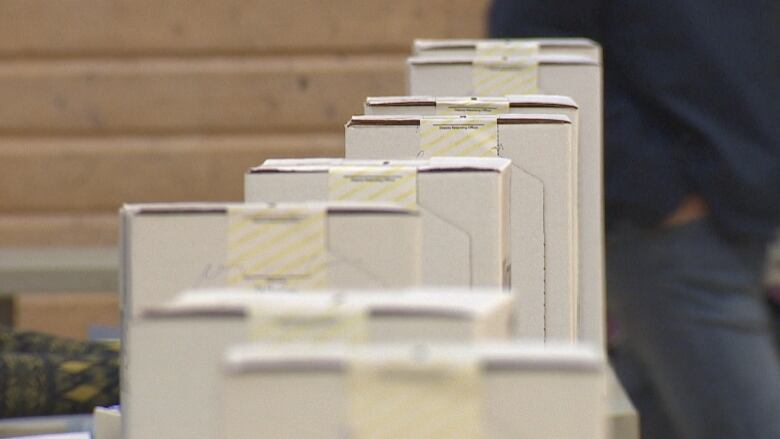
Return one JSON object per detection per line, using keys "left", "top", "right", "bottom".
{"left": 0, "top": 0, "right": 491, "bottom": 340}
{"left": 1, "top": 0, "right": 778, "bottom": 341}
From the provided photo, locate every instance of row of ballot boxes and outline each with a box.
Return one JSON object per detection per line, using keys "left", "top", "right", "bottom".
{"left": 125, "top": 290, "right": 606, "bottom": 438}
{"left": 123, "top": 154, "right": 568, "bottom": 341}
{"left": 120, "top": 37, "right": 634, "bottom": 438}
{"left": 408, "top": 37, "right": 604, "bottom": 346}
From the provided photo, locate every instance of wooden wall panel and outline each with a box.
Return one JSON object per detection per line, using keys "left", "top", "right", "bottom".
{"left": 0, "top": 56, "right": 405, "bottom": 134}
{"left": 13, "top": 292, "right": 119, "bottom": 339}
{"left": 0, "top": 0, "right": 490, "bottom": 249}
{"left": 0, "top": 133, "right": 343, "bottom": 212}
{"left": 0, "top": 0, "right": 488, "bottom": 56}
{"left": 0, "top": 213, "right": 118, "bottom": 246}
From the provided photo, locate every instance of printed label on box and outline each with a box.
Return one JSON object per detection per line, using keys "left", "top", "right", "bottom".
{"left": 475, "top": 41, "right": 540, "bottom": 58}
{"left": 473, "top": 58, "right": 539, "bottom": 95}
{"left": 347, "top": 351, "right": 483, "bottom": 438}
{"left": 419, "top": 117, "right": 498, "bottom": 158}
{"left": 226, "top": 205, "right": 328, "bottom": 290}
{"left": 247, "top": 303, "right": 367, "bottom": 343}
{"left": 328, "top": 166, "right": 417, "bottom": 209}
{"left": 436, "top": 98, "right": 510, "bottom": 116}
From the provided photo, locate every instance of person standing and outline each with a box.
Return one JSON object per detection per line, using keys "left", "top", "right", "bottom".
{"left": 490, "top": 1, "right": 780, "bottom": 438}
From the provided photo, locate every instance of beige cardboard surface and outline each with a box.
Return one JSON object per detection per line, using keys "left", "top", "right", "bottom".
{"left": 363, "top": 97, "right": 580, "bottom": 337}
{"left": 607, "top": 367, "right": 640, "bottom": 439}
{"left": 245, "top": 157, "right": 510, "bottom": 290}
{"left": 413, "top": 38, "right": 602, "bottom": 62}
{"left": 345, "top": 115, "right": 575, "bottom": 341}
{"left": 408, "top": 54, "right": 604, "bottom": 347}
{"left": 365, "top": 95, "right": 578, "bottom": 117}
{"left": 124, "top": 289, "right": 514, "bottom": 439}
{"left": 11, "top": 292, "right": 118, "bottom": 340}
{"left": 120, "top": 202, "right": 421, "bottom": 320}
{"left": 363, "top": 96, "right": 585, "bottom": 341}
{"left": 93, "top": 407, "right": 121, "bottom": 439}
{"left": 221, "top": 343, "right": 606, "bottom": 439}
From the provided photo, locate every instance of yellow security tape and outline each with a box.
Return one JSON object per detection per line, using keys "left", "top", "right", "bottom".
{"left": 436, "top": 98, "right": 510, "bottom": 116}
{"left": 247, "top": 303, "right": 367, "bottom": 344}
{"left": 328, "top": 166, "right": 418, "bottom": 209}
{"left": 473, "top": 57, "right": 539, "bottom": 95}
{"left": 419, "top": 117, "right": 499, "bottom": 158}
{"left": 226, "top": 205, "right": 328, "bottom": 290}
{"left": 475, "top": 41, "right": 540, "bottom": 58}
{"left": 348, "top": 354, "right": 483, "bottom": 438}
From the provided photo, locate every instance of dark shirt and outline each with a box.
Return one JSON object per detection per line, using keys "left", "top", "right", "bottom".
{"left": 490, "top": 0, "right": 780, "bottom": 241}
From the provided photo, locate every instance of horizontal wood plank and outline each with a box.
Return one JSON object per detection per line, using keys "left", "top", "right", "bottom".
{"left": 13, "top": 292, "right": 119, "bottom": 339}
{"left": 0, "top": 133, "right": 344, "bottom": 212}
{"left": 0, "top": 0, "right": 488, "bottom": 57}
{"left": 0, "top": 56, "right": 405, "bottom": 134}
{"left": 0, "top": 213, "right": 118, "bottom": 246}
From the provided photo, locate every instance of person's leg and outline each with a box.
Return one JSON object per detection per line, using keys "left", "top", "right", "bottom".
{"left": 609, "top": 343, "right": 678, "bottom": 439}
{"left": 766, "top": 293, "right": 780, "bottom": 350}
{"left": 607, "top": 218, "right": 780, "bottom": 439}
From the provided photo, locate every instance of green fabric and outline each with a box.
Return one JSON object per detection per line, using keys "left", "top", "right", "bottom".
{"left": 0, "top": 327, "right": 119, "bottom": 418}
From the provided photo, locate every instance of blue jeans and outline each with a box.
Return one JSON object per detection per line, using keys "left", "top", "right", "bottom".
{"left": 607, "top": 218, "right": 780, "bottom": 439}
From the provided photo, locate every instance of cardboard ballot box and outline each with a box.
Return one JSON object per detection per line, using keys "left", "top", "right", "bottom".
{"left": 221, "top": 343, "right": 607, "bottom": 439}
{"left": 245, "top": 157, "right": 510, "bottom": 290}
{"left": 345, "top": 114, "right": 576, "bottom": 341}
{"left": 362, "top": 95, "right": 602, "bottom": 345}
{"left": 120, "top": 202, "right": 421, "bottom": 320}
{"left": 407, "top": 51, "right": 605, "bottom": 347}
{"left": 124, "top": 289, "right": 515, "bottom": 439}
{"left": 413, "top": 38, "right": 602, "bottom": 62}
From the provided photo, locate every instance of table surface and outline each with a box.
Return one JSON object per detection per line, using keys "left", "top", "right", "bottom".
{"left": 0, "top": 247, "right": 118, "bottom": 293}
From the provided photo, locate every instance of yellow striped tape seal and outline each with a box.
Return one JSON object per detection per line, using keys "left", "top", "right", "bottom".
{"left": 436, "top": 98, "right": 510, "bottom": 116}
{"left": 419, "top": 116, "right": 499, "bottom": 158}
{"left": 247, "top": 302, "right": 367, "bottom": 344}
{"left": 226, "top": 205, "right": 328, "bottom": 290}
{"left": 475, "top": 41, "right": 540, "bottom": 58}
{"left": 473, "top": 57, "right": 539, "bottom": 96}
{"left": 348, "top": 350, "right": 483, "bottom": 438}
{"left": 328, "top": 166, "right": 417, "bottom": 209}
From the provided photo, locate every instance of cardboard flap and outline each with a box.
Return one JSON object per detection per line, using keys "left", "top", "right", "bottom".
{"left": 366, "top": 96, "right": 437, "bottom": 106}
{"left": 510, "top": 166, "right": 545, "bottom": 339}
{"left": 413, "top": 38, "right": 600, "bottom": 52}
{"left": 498, "top": 114, "right": 571, "bottom": 125}
{"left": 146, "top": 289, "right": 513, "bottom": 320}
{"left": 326, "top": 212, "right": 419, "bottom": 289}
{"left": 348, "top": 114, "right": 570, "bottom": 126}
{"left": 123, "top": 201, "right": 417, "bottom": 216}
{"left": 252, "top": 158, "right": 343, "bottom": 172}
{"left": 251, "top": 157, "right": 510, "bottom": 174}
{"left": 122, "top": 202, "right": 229, "bottom": 215}
{"left": 506, "top": 95, "right": 578, "bottom": 108}
{"left": 348, "top": 115, "right": 422, "bottom": 126}
{"left": 224, "top": 343, "right": 603, "bottom": 375}
{"left": 418, "top": 207, "right": 472, "bottom": 286}
{"left": 325, "top": 252, "right": 391, "bottom": 289}
{"left": 407, "top": 54, "right": 599, "bottom": 66}
{"left": 366, "top": 95, "right": 578, "bottom": 109}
